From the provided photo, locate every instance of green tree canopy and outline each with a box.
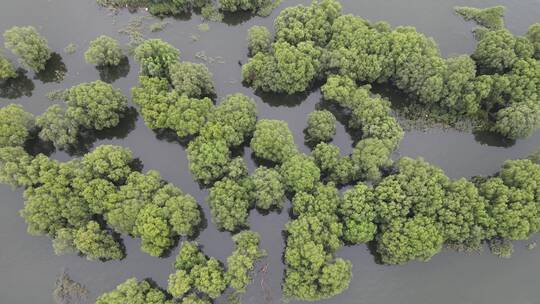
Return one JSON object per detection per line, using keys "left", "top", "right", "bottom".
{"left": 0, "top": 51, "right": 17, "bottom": 79}
{"left": 207, "top": 178, "right": 251, "bottom": 231}
{"left": 305, "top": 110, "right": 336, "bottom": 143}
{"left": 134, "top": 39, "right": 180, "bottom": 77}
{"left": 250, "top": 119, "right": 297, "bottom": 163}
{"left": 169, "top": 62, "right": 215, "bottom": 98}
{"left": 0, "top": 104, "right": 34, "bottom": 148}
{"left": 96, "top": 278, "right": 172, "bottom": 304}
{"left": 247, "top": 25, "right": 271, "bottom": 56}
{"left": 84, "top": 35, "right": 124, "bottom": 66}
{"left": 62, "top": 80, "right": 128, "bottom": 130}
{"left": 280, "top": 154, "right": 320, "bottom": 193}
{"left": 251, "top": 166, "right": 285, "bottom": 210}
{"left": 3, "top": 26, "right": 51, "bottom": 72}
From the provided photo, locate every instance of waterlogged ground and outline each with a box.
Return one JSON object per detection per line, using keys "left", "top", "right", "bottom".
{"left": 1, "top": 0, "right": 540, "bottom": 303}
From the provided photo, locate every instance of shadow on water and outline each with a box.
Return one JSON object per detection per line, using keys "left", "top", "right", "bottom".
{"left": 221, "top": 10, "right": 257, "bottom": 26}
{"left": 66, "top": 106, "right": 139, "bottom": 156}
{"left": 97, "top": 57, "right": 131, "bottom": 84}
{"left": 473, "top": 130, "right": 516, "bottom": 148}
{"left": 34, "top": 53, "right": 67, "bottom": 84}
{"left": 255, "top": 88, "right": 313, "bottom": 108}
{"left": 24, "top": 133, "right": 56, "bottom": 157}
{"left": 153, "top": 128, "right": 194, "bottom": 148}
{"left": 0, "top": 68, "right": 34, "bottom": 99}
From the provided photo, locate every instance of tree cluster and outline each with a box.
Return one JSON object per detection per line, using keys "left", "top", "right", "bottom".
{"left": 242, "top": 0, "right": 540, "bottom": 139}
{"left": 168, "top": 233, "right": 264, "bottom": 301}
{"left": 37, "top": 80, "right": 128, "bottom": 149}
{"left": 84, "top": 35, "right": 125, "bottom": 67}
{"left": 0, "top": 145, "right": 202, "bottom": 258}
{"left": 284, "top": 183, "right": 352, "bottom": 301}
{"left": 3, "top": 26, "right": 51, "bottom": 72}
{"left": 96, "top": 0, "right": 279, "bottom": 19}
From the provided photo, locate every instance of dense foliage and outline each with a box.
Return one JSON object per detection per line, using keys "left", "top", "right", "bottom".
{"left": 169, "top": 62, "right": 215, "bottom": 98}
{"left": 305, "top": 110, "right": 336, "bottom": 143}
{"left": 0, "top": 145, "right": 202, "bottom": 258}
{"left": 96, "top": 278, "right": 172, "bottom": 304}
{"left": 84, "top": 35, "right": 125, "bottom": 66}
{"left": 3, "top": 26, "right": 51, "bottom": 72}
{"left": 37, "top": 81, "right": 128, "bottom": 149}
{"left": 134, "top": 39, "right": 180, "bottom": 77}
{"left": 242, "top": 0, "right": 540, "bottom": 139}
{"left": 96, "top": 0, "right": 279, "bottom": 18}
{"left": 0, "top": 51, "right": 17, "bottom": 79}
{"left": 0, "top": 104, "right": 34, "bottom": 148}
{"left": 247, "top": 25, "right": 271, "bottom": 56}
{"left": 250, "top": 119, "right": 297, "bottom": 163}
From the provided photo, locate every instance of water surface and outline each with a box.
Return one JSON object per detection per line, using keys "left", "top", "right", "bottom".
{"left": 0, "top": 0, "right": 539, "bottom": 303}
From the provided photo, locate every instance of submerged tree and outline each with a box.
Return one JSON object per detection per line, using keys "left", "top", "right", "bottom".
{"left": 250, "top": 119, "right": 297, "bottom": 163}
{"left": 134, "top": 39, "right": 180, "bottom": 77}
{"left": 454, "top": 6, "right": 505, "bottom": 30}
{"left": 247, "top": 25, "right": 272, "bottom": 56}
{"left": 84, "top": 35, "right": 125, "bottom": 66}
{"left": 0, "top": 52, "right": 17, "bottom": 80}
{"left": 305, "top": 110, "right": 336, "bottom": 143}
{"left": 169, "top": 62, "right": 215, "bottom": 98}
{"left": 4, "top": 26, "right": 51, "bottom": 72}
{"left": 0, "top": 104, "right": 34, "bottom": 148}
{"left": 96, "top": 278, "right": 171, "bottom": 304}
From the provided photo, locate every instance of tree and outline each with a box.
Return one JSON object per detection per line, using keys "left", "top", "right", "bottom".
{"left": 312, "top": 143, "right": 355, "bottom": 185}
{"left": 274, "top": 0, "right": 342, "bottom": 46}
{"left": 280, "top": 154, "right": 320, "bottom": 193}
{"left": 441, "top": 178, "right": 492, "bottom": 247}
{"left": 340, "top": 183, "right": 377, "bottom": 244}
{"left": 3, "top": 26, "right": 51, "bottom": 72}
{"left": 454, "top": 6, "right": 505, "bottom": 30}
{"left": 0, "top": 104, "right": 34, "bottom": 148}
{"left": 186, "top": 137, "right": 231, "bottom": 185}
{"left": 250, "top": 119, "right": 297, "bottom": 163}
{"left": 283, "top": 182, "right": 350, "bottom": 301}
{"left": 0, "top": 52, "right": 17, "bottom": 79}
{"left": 96, "top": 278, "right": 172, "bottom": 304}
{"left": 106, "top": 171, "right": 164, "bottom": 234}
{"left": 472, "top": 29, "right": 523, "bottom": 72}
{"left": 205, "top": 93, "right": 258, "bottom": 146}
{"left": 36, "top": 105, "right": 79, "bottom": 149}
{"left": 207, "top": 178, "right": 251, "bottom": 231}
{"left": 63, "top": 80, "right": 128, "bottom": 130}
{"left": 133, "top": 204, "right": 173, "bottom": 257}
{"left": 191, "top": 258, "right": 228, "bottom": 298}
{"left": 251, "top": 167, "right": 285, "bottom": 210}
{"left": 350, "top": 138, "right": 392, "bottom": 182}
{"left": 174, "top": 241, "right": 207, "bottom": 272}
{"left": 305, "top": 110, "right": 336, "bottom": 143}
{"left": 167, "top": 94, "right": 214, "bottom": 138}
{"left": 168, "top": 270, "right": 192, "bottom": 298}
{"left": 219, "top": 0, "right": 274, "bottom": 14}
{"left": 81, "top": 145, "right": 133, "bottom": 182}
{"left": 169, "top": 62, "right": 215, "bottom": 98}
{"left": 377, "top": 216, "right": 444, "bottom": 265}
{"left": 227, "top": 231, "right": 266, "bottom": 292}
{"left": 527, "top": 23, "right": 540, "bottom": 59}
{"left": 74, "top": 220, "right": 124, "bottom": 261}
{"left": 493, "top": 100, "right": 540, "bottom": 139}
{"left": 180, "top": 294, "right": 211, "bottom": 304}
{"left": 134, "top": 39, "right": 180, "bottom": 77}
{"left": 242, "top": 41, "right": 322, "bottom": 94}
{"left": 84, "top": 35, "right": 124, "bottom": 66}
{"left": 247, "top": 25, "right": 271, "bottom": 56}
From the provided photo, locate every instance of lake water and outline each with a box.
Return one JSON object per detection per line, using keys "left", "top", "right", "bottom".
{"left": 1, "top": 0, "right": 540, "bottom": 303}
